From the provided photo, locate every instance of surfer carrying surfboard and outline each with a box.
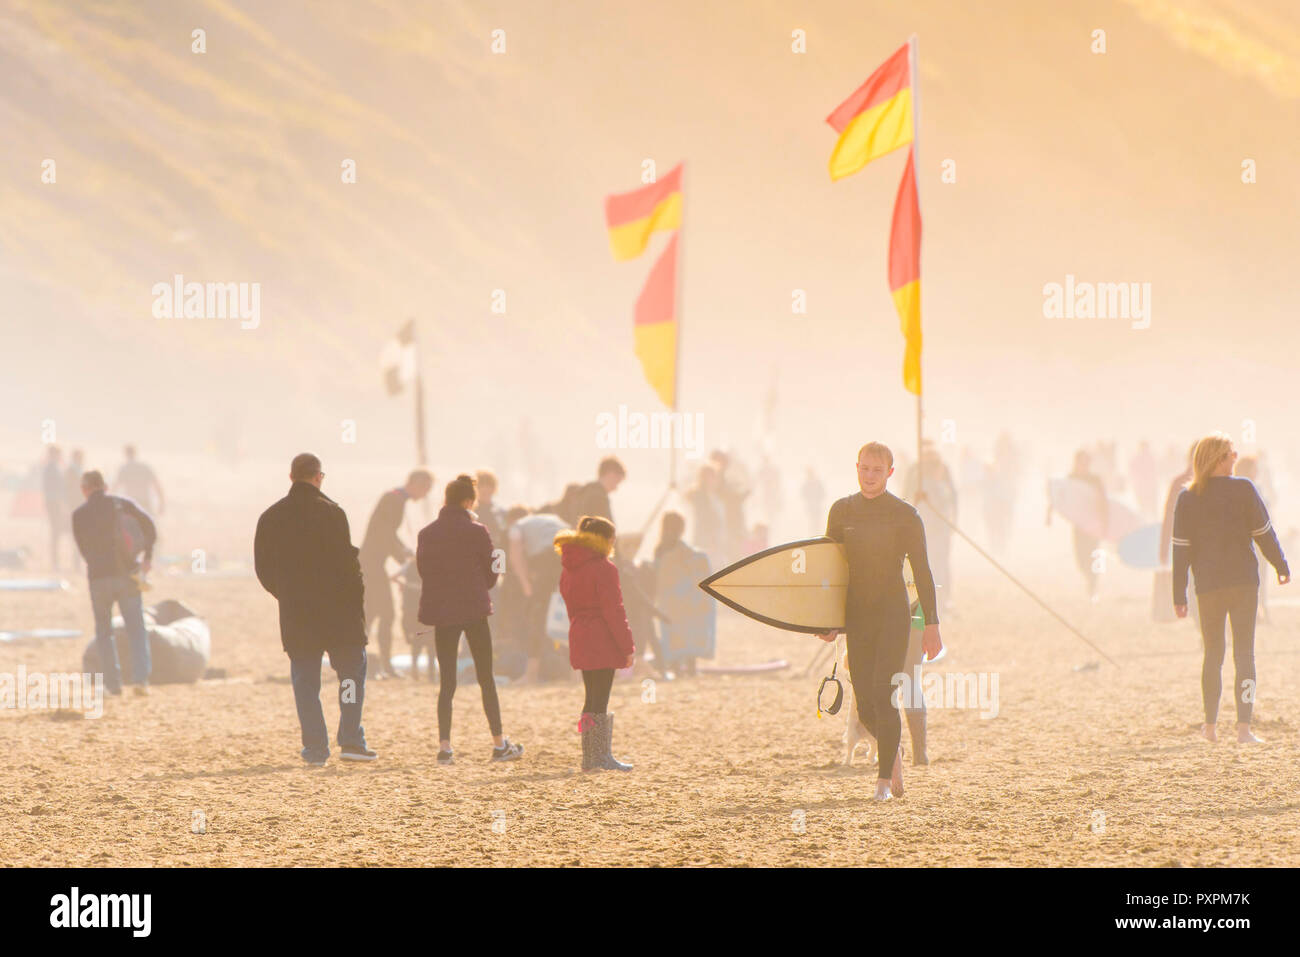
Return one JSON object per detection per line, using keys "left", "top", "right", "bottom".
{"left": 818, "top": 442, "right": 942, "bottom": 802}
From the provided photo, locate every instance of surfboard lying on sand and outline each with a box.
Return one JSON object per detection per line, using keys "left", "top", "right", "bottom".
{"left": 699, "top": 538, "right": 849, "bottom": 633}
{"left": 0, "top": 578, "right": 70, "bottom": 592}
{"left": 1048, "top": 478, "right": 1142, "bottom": 542}
{"left": 0, "top": 628, "right": 81, "bottom": 644}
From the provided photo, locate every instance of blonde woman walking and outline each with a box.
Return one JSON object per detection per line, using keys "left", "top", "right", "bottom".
{"left": 1172, "top": 433, "right": 1290, "bottom": 744}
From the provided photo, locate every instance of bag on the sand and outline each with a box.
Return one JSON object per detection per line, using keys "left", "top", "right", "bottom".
{"left": 82, "top": 598, "right": 211, "bottom": 684}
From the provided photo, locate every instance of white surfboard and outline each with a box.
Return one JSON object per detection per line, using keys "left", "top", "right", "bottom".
{"left": 699, "top": 538, "right": 849, "bottom": 633}
{"left": 1048, "top": 478, "right": 1142, "bottom": 542}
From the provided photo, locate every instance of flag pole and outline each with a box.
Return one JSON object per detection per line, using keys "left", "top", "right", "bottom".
{"left": 908, "top": 33, "right": 923, "bottom": 491}
{"left": 412, "top": 319, "right": 431, "bottom": 518}
{"left": 412, "top": 321, "right": 429, "bottom": 467}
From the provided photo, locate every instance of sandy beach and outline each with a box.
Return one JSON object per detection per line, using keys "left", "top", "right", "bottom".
{"left": 4, "top": 560, "right": 1297, "bottom": 868}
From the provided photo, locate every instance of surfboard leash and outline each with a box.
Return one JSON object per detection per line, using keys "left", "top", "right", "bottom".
{"left": 816, "top": 637, "right": 845, "bottom": 718}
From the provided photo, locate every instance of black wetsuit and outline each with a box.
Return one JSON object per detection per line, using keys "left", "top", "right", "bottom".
{"left": 826, "top": 490, "right": 939, "bottom": 781}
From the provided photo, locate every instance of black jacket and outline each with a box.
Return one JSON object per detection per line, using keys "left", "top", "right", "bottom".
{"left": 416, "top": 505, "right": 498, "bottom": 628}
{"left": 575, "top": 481, "right": 612, "bottom": 524}
{"left": 254, "top": 482, "right": 366, "bottom": 655}
{"left": 1172, "top": 476, "right": 1288, "bottom": 605}
{"left": 71, "top": 490, "right": 157, "bottom": 581}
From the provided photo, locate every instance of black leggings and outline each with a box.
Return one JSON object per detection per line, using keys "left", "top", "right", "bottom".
{"left": 435, "top": 619, "right": 502, "bottom": 741}
{"left": 1196, "top": 585, "right": 1258, "bottom": 725}
{"left": 582, "top": 668, "right": 615, "bottom": 714}
{"left": 845, "top": 597, "right": 912, "bottom": 781}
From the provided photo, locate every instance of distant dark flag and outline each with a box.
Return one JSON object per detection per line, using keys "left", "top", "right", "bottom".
{"left": 382, "top": 319, "right": 417, "bottom": 396}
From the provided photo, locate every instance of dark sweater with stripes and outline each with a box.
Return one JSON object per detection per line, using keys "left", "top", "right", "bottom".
{"left": 1171, "top": 476, "right": 1288, "bottom": 605}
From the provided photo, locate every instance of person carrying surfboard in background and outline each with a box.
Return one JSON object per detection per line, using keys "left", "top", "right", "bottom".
{"left": 1046, "top": 450, "right": 1108, "bottom": 603}
{"left": 817, "top": 442, "right": 942, "bottom": 802}
{"left": 1172, "top": 433, "right": 1289, "bottom": 745}
{"left": 556, "top": 516, "right": 637, "bottom": 771}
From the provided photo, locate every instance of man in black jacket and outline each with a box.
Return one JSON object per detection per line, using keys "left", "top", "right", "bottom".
{"left": 254, "top": 453, "right": 375, "bottom": 765}
{"left": 71, "top": 470, "right": 156, "bottom": 695}
{"left": 359, "top": 469, "right": 433, "bottom": 678}
{"left": 574, "top": 456, "right": 626, "bottom": 525}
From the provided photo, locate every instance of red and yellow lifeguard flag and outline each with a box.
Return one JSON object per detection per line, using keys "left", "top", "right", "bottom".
{"left": 825, "top": 42, "right": 914, "bottom": 182}
{"left": 888, "top": 150, "right": 922, "bottom": 395}
{"left": 604, "top": 163, "right": 684, "bottom": 261}
{"left": 633, "top": 231, "right": 679, "bottom": 407}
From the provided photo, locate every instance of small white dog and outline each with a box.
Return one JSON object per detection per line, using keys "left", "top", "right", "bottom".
{"left": 839, "top": 645, "right": 878, "bottom": 766}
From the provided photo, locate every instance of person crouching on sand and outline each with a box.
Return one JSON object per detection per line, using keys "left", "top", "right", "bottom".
{"left": 417, "top": 473, "right": 523, "bottom": 765}
{"left": 1172, "top": 433, "right": 1289, "bottom": 745}
{"left": 556, "top": 516, "right": 635, "bottom": 771}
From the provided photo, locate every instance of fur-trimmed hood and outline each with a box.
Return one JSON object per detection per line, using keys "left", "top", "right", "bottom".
{"left": 554, "top": 529, "right": 614, "bottom": 563}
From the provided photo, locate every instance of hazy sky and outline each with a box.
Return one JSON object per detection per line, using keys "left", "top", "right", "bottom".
{"left": 2, "top": 0, "right": 1298, "bottom": 499}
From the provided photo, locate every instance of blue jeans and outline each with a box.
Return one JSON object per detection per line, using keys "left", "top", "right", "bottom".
{"left": 289, "top": 646, "right": 368, "bottom": 761}
{"left": 89, "top": 574, "right": 151, "bottom": 692}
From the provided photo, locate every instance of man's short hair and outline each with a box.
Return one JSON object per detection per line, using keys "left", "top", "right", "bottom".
{"left": 475, "top": 469, "right": 498, "bottom": 493}
{"left": 407, "top": 468, "right": 434, "bottom": 490}
{"left": 598, "top": 456, "right": 626, "bottom": 479}
{"left": 290, "top": 453, "right": 322, "bottom": 481}
{"left": 857, "top": 442, "right": 894, "bottom": 467}
{"left": 81, "top": 470, "right": 106, "bottom": 491}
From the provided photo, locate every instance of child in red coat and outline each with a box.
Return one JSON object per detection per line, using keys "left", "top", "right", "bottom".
{"left": 555, "top": 516, "right": 635, "bottom": 771}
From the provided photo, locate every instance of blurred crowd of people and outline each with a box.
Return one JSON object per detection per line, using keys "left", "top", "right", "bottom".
{"left": 30, "top": 443, "right": 165, "bottom": 574}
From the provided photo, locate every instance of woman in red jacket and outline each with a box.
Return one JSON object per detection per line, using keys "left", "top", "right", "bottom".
{"left": 556, "top": 515, "right": 635, "bottom": 771}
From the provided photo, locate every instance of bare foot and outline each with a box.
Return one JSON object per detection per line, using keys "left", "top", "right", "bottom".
{"left": 890, "top": 747, "right": 904, "bottom": 797}
{"left": 1201, "top": 723, "right": 1217, "bottom": 743}
{"left": 873, "top": 780, "right": 893, "bottom": 802}
{"left": 1237, "top": 725, "right": 1263, "bottom": 744}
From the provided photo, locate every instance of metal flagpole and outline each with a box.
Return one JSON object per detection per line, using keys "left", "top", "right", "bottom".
{"left": 411, "top": 319, "right": 431, "bottom": 518}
